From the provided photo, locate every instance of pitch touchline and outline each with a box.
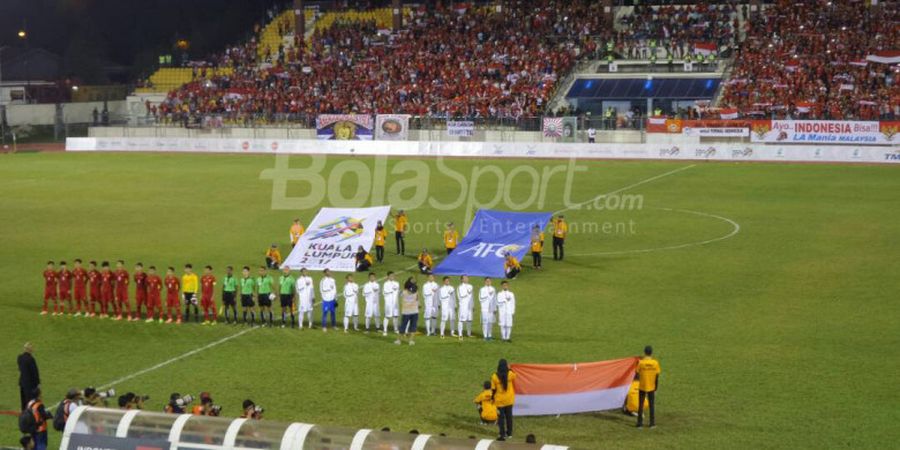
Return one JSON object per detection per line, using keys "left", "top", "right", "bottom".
{"left": 80, "top": 165, "right": 693, "bottom": 393}
{"left": 568, "top": 207, "right": 741, "bottom": 256}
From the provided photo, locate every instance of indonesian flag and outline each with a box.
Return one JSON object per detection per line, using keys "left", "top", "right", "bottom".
{"left": 796, "top": 102, "right": 814, "bottom": 113}
{"left": 849, "top": 60, "right": 868, "bottom": 67}
{"left": 720, "top": 108, "right": 739, "bottom": 120}
{"left": 648, "top": 116, "right": 667, "bottom": 125}
{"left": 694, "top": 42, "right": 717, "bottom": 55}
{"left": 511, "top": 357, "right": 638, "bottom": 416}
{"left": 866, "top": 50, "right": 900, "bottom": 64}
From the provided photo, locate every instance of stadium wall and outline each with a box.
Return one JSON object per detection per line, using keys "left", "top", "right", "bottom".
{"left": 66, "top": 136, "right": 900, "bottom": 164}
{"left": 6, "top": 101, "right": 126, "bottom": 126}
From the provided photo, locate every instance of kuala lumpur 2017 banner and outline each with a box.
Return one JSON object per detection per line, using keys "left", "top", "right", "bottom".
{"left": 282, "top": 206, "right": 391, "bottom": 272}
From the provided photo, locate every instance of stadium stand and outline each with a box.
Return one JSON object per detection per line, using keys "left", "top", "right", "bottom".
{"left": 719, "top": 0, "right": 899, "bottom": 120}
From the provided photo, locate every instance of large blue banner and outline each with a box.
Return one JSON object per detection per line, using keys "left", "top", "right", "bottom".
{"left": 434, "top": 210, "right": 553, "bottom": 278}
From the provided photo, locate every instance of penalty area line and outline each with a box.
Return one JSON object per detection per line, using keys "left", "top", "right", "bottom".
{"left": 553, "top": 164, "right": 697, "bottom": 215}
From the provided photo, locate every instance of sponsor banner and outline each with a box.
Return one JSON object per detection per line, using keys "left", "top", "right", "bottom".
{"left": 751, "top": 120, "right": 900, "bottom": 145}
{"left": 375, "top": 114, "right": 410, "bottom": 141}
{"left": 66, "top": 137, "right": 900, "bottom": 163}
{"left": 542, "top": 116, "right": 577, "bottom": 142}
{"left": 648, "top": 119, "right": 754, "bottom": 134}
{"left": 434, "top": 210, "right": 552, "bottom": 278}
{"left": 446, "top": 120, "right": 475, "bottom": 137}
{"left": 512, "top": 357, "right": 640, "bottom": 416}
{"left": 315, "top": 114, "right": 373, "bottom": 140}
{"left": 282, "top": 206, "right": 391, "bottom": 272}
{"left": 682, "top": 127, "right": 749, "bottom": 137}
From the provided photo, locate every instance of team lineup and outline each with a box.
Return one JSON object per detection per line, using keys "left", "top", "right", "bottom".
{"left": 35, "top": 211, "right": 569, "bottom": 341}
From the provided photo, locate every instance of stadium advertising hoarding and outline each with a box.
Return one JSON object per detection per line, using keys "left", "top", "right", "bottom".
{"left": 434, "top": 209, "right": 552, "bottom": 278}
{"left": 682, "top": 127, "right": 749, "bottom": 137}
{"left": 446, "top": 120, "right": 475, "bottom": 137}
{"left": 750, "top": 120, "right": 900, "bottom": 145}
{"left": 375, "top": 114, "right": 410, "bottom": 141}
{"left": 316, "top": 114, "right": 374, "bottom": 140}
{"left": 282, "top": 206, "right": 391, "bottom": 272}
{"left": 646, "top": 119, "right": 752, "bottom": 134}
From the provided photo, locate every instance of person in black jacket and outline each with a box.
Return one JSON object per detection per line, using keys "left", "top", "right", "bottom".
{"left": 18, "top": 343, "right": 40, "bottom": 410}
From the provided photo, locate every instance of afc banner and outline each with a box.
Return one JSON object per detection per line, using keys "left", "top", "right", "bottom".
{"left": 282, "top": 206, "right": 391, "bottom": 272}
{"left": 316, "top": 114, "right": 374, "bottom": 140}
{"left": 434, "top": 209, "right": 552, "bottom": 278}
{"left": 751, "top": 120, "right": 900, "bottom": 145}
{"left": 375, "top": 114, "right": 411, "bottom": 141}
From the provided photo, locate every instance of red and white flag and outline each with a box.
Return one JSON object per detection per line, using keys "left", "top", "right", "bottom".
{"left": 796, "top": 102, "right": 814, "bottom": 113}
{"left": 511, "top": 357, "right": 638, "bottom": 416}
{"left": 693, "top": 42, "right": 717, "bottom": 55}
{"left": 866, "top": 50, "right": 900, "bottom": 65}
{"left": 720, "top": 108, "right": 739, "bottom": 120}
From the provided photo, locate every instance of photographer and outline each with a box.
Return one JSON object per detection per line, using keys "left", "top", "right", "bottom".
{"left": 240, "top": 400, "right": 263, "bottom": 420}
{"left": 191, "top": 392, "right": 221, "bottom": 417}
{"left": 82, "top": 387, "right": 115, "bottom": 407}
{"left": 117, "top": 393, "right": 147, "bottom": 410}
{"left": 165, "top": 393, "right": 193, "bottom": 414}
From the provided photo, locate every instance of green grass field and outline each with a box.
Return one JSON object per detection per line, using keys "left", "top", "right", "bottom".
{"left": 1, "top": 152, "right": 898, "bottom": 449}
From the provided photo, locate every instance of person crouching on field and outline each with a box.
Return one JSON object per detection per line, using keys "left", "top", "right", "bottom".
{"left": 355, "top": 246, "right": 373, "bottom": 272}
{"left": 418, "top": 248, "right": 433, "bottom": 274}
{"left": 265, "top": 244, "right": 282, "bottom": 269}
{"left": 504, "top": 253, "right": 521, "bottom": 279}
{"left": 474, "top": 381, "right": 498, "bottom": 425}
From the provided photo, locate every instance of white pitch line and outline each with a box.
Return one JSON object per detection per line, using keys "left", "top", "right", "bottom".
{"left": 553, "top": 164, "right": 696, "bottom": 215}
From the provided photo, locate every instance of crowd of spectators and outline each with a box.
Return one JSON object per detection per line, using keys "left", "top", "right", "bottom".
{"left": 154, "top": 1, "right": 605, "bottom": 125}
{"left": 720, "top": 0, "right": 899, "bottom": 120}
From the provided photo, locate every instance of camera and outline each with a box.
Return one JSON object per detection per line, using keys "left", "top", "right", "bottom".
{"left": 96, "top": 388, "right": 116, "bottom": 399}
{"left": 175, "top": 394, "right": 194, "bottom": 407}
{"left": 253, "top": 405, "right": 264, "bottom": 414}
{"left": 208, "top": 405, "right": 222, "bottom": 416}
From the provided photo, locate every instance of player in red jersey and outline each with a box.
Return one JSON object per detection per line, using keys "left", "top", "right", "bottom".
{"left": 164, "top": 267, "right": 181, "bottom": 323}
{"left": 200, "top": 265, "right": 218, "bottom": 325}
{"left": 146, "top": 266, "right": 163, "bottom": 323}
{"left": 99, "top": 261, "right": 115, "bottom": 318}
{"left": 133, "top": 262, "right": 149, "bottom": 320}
{"left": 113, "top": 260, "right": 133, "bottom": 321}
{"left": 57, "top": 261, "right": 73, "bottom": 315}
{"left": 72, "top": 259, "right": 88, "bottom": 316}
{"left": 41, "top": 261, "right": 58, "bottom": 315}
{"left": 87, "top": 261, "right": 102, "bottom": 317}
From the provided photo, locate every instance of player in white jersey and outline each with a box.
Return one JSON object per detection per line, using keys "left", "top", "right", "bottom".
{"left": 438, "top": 276, "right": 456, "bottom": 338}
{"left": 456, "top": 275, "right": 474, "bottom": 339}
{"left": 319, "top": 269, "right": 337, "bottom": 332}
{"left": 382, "top": 271, "right": 400, "bottom": 336}
{"left": 342, "top": 274, "right": 359, "bottom": 332}
{"left": 478, "top": 277, "right": 497, "bottom": 340}
{"left": 295, "top": 268, "right": 315, "bottom": 329}
{"left": 496, "top": 280, "right": 516, "bottom": 341}
{"left": 422, "top": 274, "right": 439, "bottom": 336}
{"left": 362, "top": 272, "right": 381, "bottom": 332}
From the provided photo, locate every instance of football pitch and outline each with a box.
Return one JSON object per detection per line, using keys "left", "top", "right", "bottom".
{"left": 1, "top": 152, "right": 898, "bottom": 449}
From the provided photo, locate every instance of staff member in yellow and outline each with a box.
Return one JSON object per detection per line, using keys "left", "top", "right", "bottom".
{"left": 393, "top": 210, "right": 408, "bottom": 255}
{"left": 443, "top": 222, "right": 460, "bottom": 254}
{"left": 552, "top": 215, "right": 567, "bottom": 260}
{"left": 636, "top": 345, "right": 661, "bottom": 428}
{"left": 374, "top": 220, "right": 387, "bottom": 262}
{"left": 503, "top": 253, "right": 521, "bottom": 279}
{"left": 491, "top": 358, "right": 517, "bottom": 441}
{"left": 474, "top": 381, "right": 498, "bottom": 425}
{"left": 265, "top": 244, "right": 282, "bottom": 269}
{"left": 289, "top": 219, "right": 305, "bottom": 247}
{"left": 623, "top": 373, "right": 648, "bottom": 416}
{"left": 181, "top": 263, "right": 200, "bottom": 323}
{"left": 530, "top": 225, "right": 544, "bottom": 269}
{"left": 417, "top": 248, "right": 433, "bottom": 274}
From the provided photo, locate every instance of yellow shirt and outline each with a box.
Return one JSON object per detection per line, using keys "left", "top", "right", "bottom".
{"left": 374, "top": 228, "right": 387, "bottom": 246}
{"left": 553, "top": 220, "right": 568, "bottom": 238}
{"left": 443, "top": 229, "right": 460, "bottom": 249}
{"left": 394, "top": 214, "right": 408, "bottom": 233}
{"left": 637, "top": 357, "right": 661, "bottom": 392}
{"left": 625, "top": 380, "right": 649, "bottom": 413}
{"left": 504, "top": 256, "right": 521, "bottom": 271}
{"left": 182, "top": 273, "right": 199, "bottom": 294}
{"left": 531, "top": 232, "right": 544, "bottom": 252}
{"left": 474, "top": 390, "right": 498, "bottom": 421}
{"left": 290, "top": 223, "right": 305, "bottom": 244}
{"left": 418, "top": 253, "right": 433, "bottom": 269}
{"left": 266, "top": 248, "right": 282, "bottom": 265}
{"left": 491, "top": 371, "right": 517, "bottom": 407}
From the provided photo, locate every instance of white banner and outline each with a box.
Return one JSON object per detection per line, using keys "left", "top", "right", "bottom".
{"left": 682, "top": 127, "right": 749, "bottom": 137}
{"left": 282, "top": 206, "right": 391, "bottom": 272}
{"left": 447, "top": 120, "right": 475, "bottom": 137}
{"left": 66, "top": 137, "right": 900, "bottom": 164}
{"left": 375, "top": 114, "right": 410, "bottom": 141}
{"left": 751, "top": 120, "right": 897, "bottom": 145}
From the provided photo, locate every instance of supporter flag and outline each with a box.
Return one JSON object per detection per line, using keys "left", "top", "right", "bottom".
{"left": 693, "top": 42, "right": 717, "bottom": 55}
{"left": 282, "top": 206, "right": 391, "bottom": 272}
{"left": 866, "top": 50, "right": 900, "bottom": 64}
{"left": 511, "top": 357, "right": 640, "bottom": 416}
{"left": 316, "top": 114, "right": 374, "bottom": 140}
{"left": 433, "top": 210, "right": 552, "bottom": 278}
{"left": 796, "top": 102, "right": 814, "bottom": 113}
{"left": 375, "top": 114, "right": 410, "bottom": 141}
{"left": 719, "top": 108, "right": 739, "bottom": 120}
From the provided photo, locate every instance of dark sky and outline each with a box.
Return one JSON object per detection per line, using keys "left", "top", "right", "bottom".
{"left": 0, "top": 0, "right": 289, "bottom": 83}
